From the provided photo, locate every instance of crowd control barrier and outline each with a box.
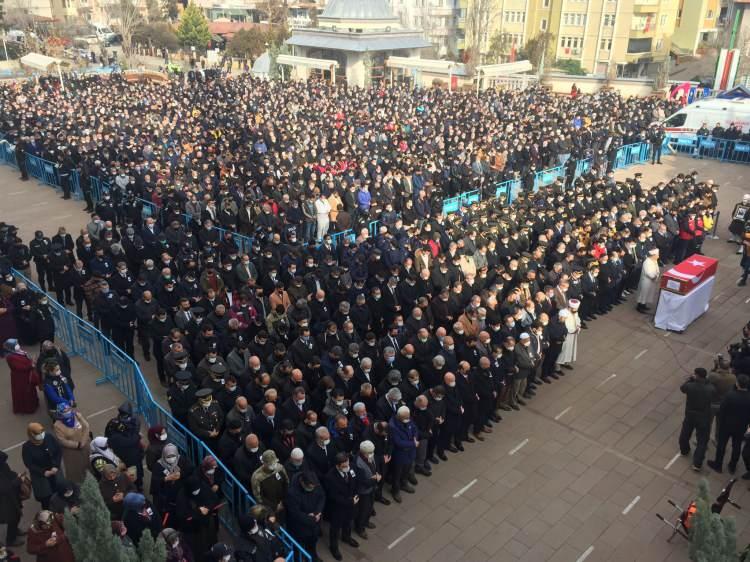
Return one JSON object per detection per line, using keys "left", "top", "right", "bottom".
{"left": 10, "top": 268, "right": 312, "bottom": 562}
{"left": 445, "top": 141, "right": 654, "bottom": 215}
{"left": 665, "top": 134, "right": 750, "bottom": 164}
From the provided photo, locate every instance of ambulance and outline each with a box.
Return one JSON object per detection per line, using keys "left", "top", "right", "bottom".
{"left": 663, "top": 97, "right": 750, "bottom": 137}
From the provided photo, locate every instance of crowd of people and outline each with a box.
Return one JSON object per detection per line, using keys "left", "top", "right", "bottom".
{"left": 0, "top": 73, "right": 720, "bottom": 562}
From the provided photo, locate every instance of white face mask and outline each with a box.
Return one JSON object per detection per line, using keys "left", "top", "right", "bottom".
{"left": 208, "top": 357, "right": 217, "bottom": 363}
{"left": 206, "top": 469, "right": 216, "bottom": 475}
{"left": 447, "top": 382, "right": 456, "bottom": 388}
{"left": 159, "top": 433, "right": 167, "bottom": 441}
{"left": 34, "top": 432, "right": 45, "bottom": 441}
{"left": 323, "top": 439, "right": 331, "bottom": 446}
{"left": 14, "top": 343, "right": 21, "bottom": 351}
{"left": 191, "top": 489, "right": 200, "bottom": 496}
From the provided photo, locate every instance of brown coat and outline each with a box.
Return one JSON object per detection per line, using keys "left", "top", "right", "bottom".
{"left": 53, "top": 412, "right": 91, "bottom": 484}
{"left": 27, "top": 516, "right": 75, "bottom": 562}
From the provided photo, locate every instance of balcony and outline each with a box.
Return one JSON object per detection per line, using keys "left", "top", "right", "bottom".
{"left": 430, "top": 26, "right": 455, "bottom": 36}
{"left": 633, "top": 1, "right": 659, "bottom": 12}
{"left": 629, "top": 27, "right": 657, "bottom": 38}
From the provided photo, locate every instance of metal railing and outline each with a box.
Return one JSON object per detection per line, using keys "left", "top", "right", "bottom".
{"left": 665, "top": 134, "right": 750, "bottom": 163}
{"left": 444, "top": 141, "right": 653, "bottom": 214}
{"left": 10, "top": 268, "right": 312, "bottom": 562}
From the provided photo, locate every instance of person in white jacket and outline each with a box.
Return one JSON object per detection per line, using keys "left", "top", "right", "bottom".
{"left": 314, "top": 194, "right": 331, "bottom": 242}
{"left": 637, "top": 248, "right": 661, "bottom": 313}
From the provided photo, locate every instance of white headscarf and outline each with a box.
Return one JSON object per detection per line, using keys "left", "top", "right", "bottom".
{"left": 89, "top": 436, "right": 120, "bottom": 465}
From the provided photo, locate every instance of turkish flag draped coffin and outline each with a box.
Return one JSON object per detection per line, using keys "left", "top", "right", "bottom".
{"left": 660, "top": 254, "right": 719, "bottom": 295}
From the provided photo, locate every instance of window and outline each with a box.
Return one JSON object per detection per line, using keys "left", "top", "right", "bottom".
{"left": 563, "top": 12, "right": 587, "bottom": 26}
{"left": 504, "top": 11, "right": 526, "bottom": 23}
{"left": 665, "top": 113, "right": 686, "bottom": 127}
{"left": 543, "top": 0, "right": 550, "bottom": 6}
{"left": 603, "top": 14, "right": 615, "bottom": 26}
{"left": 660, "top": 14, "right": 667, "bottom": 26}
{"left": 600, "top": 38, "right": 612, "bottom": 51}
{"left": 627, "top": 37, "right": 652, "bottom": 53}
{"left": 707, "top": 9, "right": 713, "bottom": 18}
{"left": 656, "top": 39, "right": 663, "bottom": 50}
{"left": 541, "top": 18, "right": 548, "bottom": 30}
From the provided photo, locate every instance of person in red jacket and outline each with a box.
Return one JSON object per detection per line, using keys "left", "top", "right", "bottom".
{"left": 675, "top": 209, "right": 703, "bottom": 262}
{"left": 4, "top": 339, "right": 39, "bottom": 414}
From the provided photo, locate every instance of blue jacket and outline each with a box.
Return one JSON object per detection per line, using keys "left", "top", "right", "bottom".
{"left": 388, "top": 416, "right": 418, "bottom": 466}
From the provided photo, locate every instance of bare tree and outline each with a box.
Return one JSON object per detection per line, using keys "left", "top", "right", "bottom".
{"left": 464, "top": 0, "right": 496, "bottom": 66}
{"left": 106, "top": 0, "right": 144, "bottom": 58}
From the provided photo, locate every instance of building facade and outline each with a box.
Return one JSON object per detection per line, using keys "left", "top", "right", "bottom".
{"left": 673, "top": 0, "right": 725, "bottom": 54}
{"left": 388, "top": 0, "right": 460, "bottom": 56}
{"left": 456, "top": 0, "right": 678, "bottom": 77}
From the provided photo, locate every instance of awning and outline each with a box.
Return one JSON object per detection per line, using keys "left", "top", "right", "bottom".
{"left": 276, "top": 54, "right": 339, "bottom": 70}
{"left": 476, "top": 61, "right": 533, "bottom": 77}
{"left": 717, "top": 85, "right": 750, "bottom": 99}
{"left": 20, "top": 53, "right": 65, "bottom": 72}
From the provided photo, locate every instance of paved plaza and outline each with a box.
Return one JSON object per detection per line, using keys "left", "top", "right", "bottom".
{"left": 2, "top": 153, "right": 750, "bottom": 561}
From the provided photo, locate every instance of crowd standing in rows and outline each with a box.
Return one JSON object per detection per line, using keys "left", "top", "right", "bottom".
{"left": 0, "top": 74, "right": 719, "bottom": 562}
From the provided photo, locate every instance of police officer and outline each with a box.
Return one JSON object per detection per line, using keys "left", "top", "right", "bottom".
{"left": 167, "top": 371, "right": 196, "bottom": 426}
{"left": 30, "top": 230, "right": 52, "bottom": 291}
{"left": 188, "top": 388, "right": 224, "bottom": 452}
{"left": 150, "top": 307, "right": 175, "bottom": 385}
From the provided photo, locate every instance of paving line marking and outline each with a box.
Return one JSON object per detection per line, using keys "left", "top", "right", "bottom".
{"left": 2, "top": 405, "right": 117, "bottom": 452}
{"left": 88, "top": 405, "right": 117, "bottom": 418}
{"left": 664, "top": 331, "right": 671, "bottom": 337}
{"left": 554, "top": 407, "right": 572, "bottom": 421}
{"left": 2, "top": 441, "right": 24, "bottom": 453}
{"left": 31, "top": 201, "right": 48, "bottom": 207}
{"left": 576, "top": 546, "right": 595, "bottom": 562}
{"left": 622, "top": 495, "right": 641, "bottom": 515}
{"left": 634, "top": 349, "right": 648, "bottom": 360}
{"left": 745, "top": 297, "right": 750, "bottom": 304}
{"left": 597, "top": 373, "right": 617, "bottom": 388}
{"left": 453, "top": 478, "right": 478, "bottom": 498}
{"left": 8, "top": 190, "right": 26, "bottom": 195}
{"left": 713, "top": 291, "right": 725, "bottom": 301}
{"left": 50, "top": 213, "right": 73, "bottom": 220}
{"left": 664, "top": 452, "right": 681, "bottom": 470}
{"left": 388, "top": 527, "right": 415, "bottom": 549}
{"left": 509, "top": 438, "right": 529, "bottom": 455}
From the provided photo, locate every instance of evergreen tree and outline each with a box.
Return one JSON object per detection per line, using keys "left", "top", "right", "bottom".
{"left": 137, "top": 529, "right": 167, "bottom": 562}
{"left": 64, "top": 473, "right": 137, "bottom": 562}
{"left": 176, "top": 3, "right": 211, "bottom": 50}
{"left": 722, "top": 517, "right": 738, "bottom": 562}
{"left": 690, "top": 479, "right": 712, "bottom": 560}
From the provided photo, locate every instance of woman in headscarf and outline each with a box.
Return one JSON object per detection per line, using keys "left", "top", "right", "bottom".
{"left": 199, "top": 455, "right": 225, "bottom": 497}
{"left": 161, "top": 527, "right": 195, "bottom": 562}
{"left": 51, "top": 401, "right": 91, "bottom": 483}
{"left": 175, "top": 475, "right": 220, "bottom": 560}
{"left": 145, "top": 424, "right": 167, "bottom": 472}
{"left": 150, "top": 443, "right": 192, "bottom": 525}
{"left": 26, "top": 510, "right": 75, "bottom": 562}
{"left": 21, "top": 422, "right": 62, "bottom": 510}
{"left": 99, "top": 464, "right": 135, "bottom": 520}
{"left": 48, "top": 478, "right": 80, "bottom": 515}
{"left": 89, "top": 436, "right": 124, "bottom": 480}
{"left": 122, "top": 492, "right": 161, "bottom": 546}
{"left": 4, "top": 338, "right": 39, "bottom": 414}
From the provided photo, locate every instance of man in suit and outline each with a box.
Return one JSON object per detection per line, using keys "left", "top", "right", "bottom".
{"left": 306, "top": 426, "right": 338, "bottom": 480}
{"left": 678, "top": 367, "right": 714, "bottom": 471}
{"left": 323, "top": 452, "right": 360, "bottom": 560}
{"left": 708, "top": 374, "right": 750, "bottom": 474}
{"left": 252, "top": 402, "right": 277, "bottom": 445}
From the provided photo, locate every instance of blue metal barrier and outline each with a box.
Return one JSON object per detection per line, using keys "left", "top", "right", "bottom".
{"left": 534, "top": 165, "right": 565, "bottom": 191}
{"left": 615, "top": 142, "right": 652, "bottom": 168}
{"left": 368, "top": 220, "right": 381, "bottom": 238}
{"left": 90, "top": 176, "right": 109, "bottom": 204}
{"left": 0, "top": 140, "right": 17, "bottom": 167}
{"left": 330, "top": 228, "right": 355, "bottom": 248}
{"left": 665, "top": 134, "right": 750, "bottom": 163}
{"left": 10, "top": 269, "right": 312, "bottom": 562}
{"left": 26, "top": 153, "right": 60, "bottom": 188}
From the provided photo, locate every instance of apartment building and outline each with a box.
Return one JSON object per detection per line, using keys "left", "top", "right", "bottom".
{"left": 388, "top": 0, "right": 460, "bottom": 56}
{"left": 673, "top": 0, "right": 725, "bottom": 54}
{"left": 456, "top": 0, "right": 678, "bottom": 77}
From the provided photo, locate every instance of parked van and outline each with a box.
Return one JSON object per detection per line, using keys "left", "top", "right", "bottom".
{"left": 663, "top": 97, "right": 750, "bottom": 136}
{"left": 91, "top": 23, "right": 116, "bottom": 45}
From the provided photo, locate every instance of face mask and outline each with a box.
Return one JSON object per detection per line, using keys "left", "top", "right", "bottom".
{"left": 14, "top": 343, "right": 21, "bottom": 351}
{"left": 34, "top": 432, "right": 45, "bottom": 441}
{"left": 296, "top": 399, "right": 306, "bottom": 405}
{"left": 455, "top": 330, "right": 464, "bottom": 336}
{"left": 191, "top": 489, "right": 200, "bottom": 496}
{"left": 159, "top": 433, "right": 167, "bottom": 441}
{"left": 165, "top": 454, "right": 178, "bottom": 464}
{"left": 447, "top": 382, "right": 456, "bottom": 388}
{"left": 323, "top": 439, "right": 331, "bottom": 446}
{"left": 178, "top": 362, "right": 188, "bottom": 369}
{"left": 405, "top": 354, "right": 413, "bottom": 359}
{"left": 335, "top": 400, "right": 344, "bottom": 407}
{"left": 249, "top": 447, "right": 259, "bottom": 453}
{"left": 206, "top": 469, "right": 216, "bottom": 475}
{"left": 208, "top": 356, "right": 217, "bottom": 364}
{"left": 402, "top": 418, "right": 410, "bottom": 424}
{"left": 200, "top": 399, "right": 212, "bottom": 407}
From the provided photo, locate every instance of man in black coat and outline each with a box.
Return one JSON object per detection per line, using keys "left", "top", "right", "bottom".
{"left": 105, "top": 402, "right": 145, "bottom": 490}
{"left": 440, "top": 372, "right": 463, "bottom": 453}
{"left": 709, "top": 374, "right": 750, "bottom": 474}
{"left": 0, "top": 451, "right": 24, "bottom": 546}
{"left": 305, "top": 427, "right": 338, "bottom": 480}
{"left": 678, "top": 367, "right": 714, "bottom": 471}
{"left": 285, "top": 472, "right": 325, "bottom": 562}
{"left": 323, "top": 453, "right": 360, "bottom": 560}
